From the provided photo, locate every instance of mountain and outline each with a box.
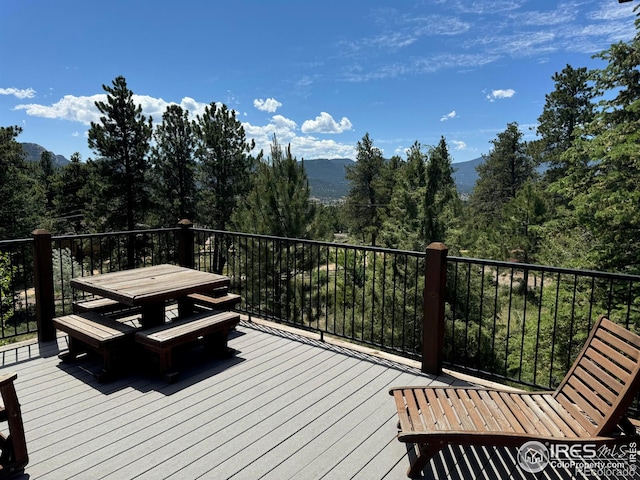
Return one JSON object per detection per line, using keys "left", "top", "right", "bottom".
{"left": 451, "top": 157, "right": 483, "bottom": 194}
{"left": 302, "top": 156, "right": 484, "bottom": 201}
{"left": 20, "top": 143, "right": 70, "bottom": 167}
{"left": 302, "top": 158, "right": 354, "bottom": 202}
{"left": 18, "top": 143, "right": 486, "bottom": 200}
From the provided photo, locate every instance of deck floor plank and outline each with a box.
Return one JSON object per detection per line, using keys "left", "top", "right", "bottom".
{"left": 0, "top": 320, "right": 626, "bottom": 479}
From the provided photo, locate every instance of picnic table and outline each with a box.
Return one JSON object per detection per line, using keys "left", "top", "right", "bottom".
{"left": 70, "top": 264, "right": 230, "bottom": 328}
{"left": 56, "top": 264, "right": 240, "bottom": 381}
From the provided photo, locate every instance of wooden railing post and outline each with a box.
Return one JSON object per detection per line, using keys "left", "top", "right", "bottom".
{"left": 422, "top": 242, "right": 448, "bottom": 374}
{"left": 32, "top": 229, "right": 56, "bottom": 342}
{"left": 178, "top": 219, "right": 194, "bottom": 269}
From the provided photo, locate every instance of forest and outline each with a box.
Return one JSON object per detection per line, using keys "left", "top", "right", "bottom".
{"left": 2, "top": 16, "right": 640, "bottom": 277}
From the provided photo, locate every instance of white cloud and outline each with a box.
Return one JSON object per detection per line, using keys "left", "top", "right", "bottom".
{"left": 486, "top": 89, "right": 516, "bottom": 102}
{"left": 451, "top": 140, "right": 467, "bottom": 150}
{"left": 13, "top": 94, "right": 209, "bottom": 125}
{"left": 14, "top": 91, "right": 355, "bottom": 161}
{"left": 0, "top": 87, "right": 36, "bottom": 99}
{"left": 253, "top": 98, "right": 282, "bottom": 113}
{"left": 440, "top": 110, "right": 457, "bottom": 122}
{"left": 14, "top": 94, "right": 104, "bottom": 124}
{"left": 243, "top": 114, "right": 355, "bottom": 159}
{"left": 301, "top": 112, "right": 353, "bottom": 134}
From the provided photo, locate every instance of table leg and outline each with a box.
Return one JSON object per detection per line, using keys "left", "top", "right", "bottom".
{"left": 141, "top": 303, "right": 165, "bottom": 328}
{"left": 177, "top": 296, "right": 195, "bottom": 318}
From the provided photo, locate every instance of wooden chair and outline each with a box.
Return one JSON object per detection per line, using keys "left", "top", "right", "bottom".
{"left": 389, "top": 315, "right": 640, "bottom": 478}
{"left": 0, "top": 373, "right": 28, "bottom": 478}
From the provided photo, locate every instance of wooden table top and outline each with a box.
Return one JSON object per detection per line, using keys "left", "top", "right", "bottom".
{"left": 70, "top": 264, "right": 230, "bottom": 307}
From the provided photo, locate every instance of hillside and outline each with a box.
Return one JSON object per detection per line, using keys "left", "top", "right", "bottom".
{"left": 21, "top": 143, "right": 70, "bottom": 167}
{"left": 303, "top": 156, "right": 483, "bottom": 201}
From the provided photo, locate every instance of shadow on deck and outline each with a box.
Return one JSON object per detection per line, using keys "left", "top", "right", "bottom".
{"left": 0, "top": 319, "right": 633, "bottom": 479}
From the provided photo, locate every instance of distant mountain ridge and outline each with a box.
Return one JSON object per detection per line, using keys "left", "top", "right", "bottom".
{"left": 20, "top": 142, "right": 484, "bottom": 201}
{"left": 21, "top": 143, "right": 70, "bottom": 167}
{"left": 303, "top": 156, "right": 483, "bottom": 201}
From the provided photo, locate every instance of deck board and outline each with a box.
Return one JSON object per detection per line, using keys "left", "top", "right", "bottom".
{"left": 0, "top": 319, "right": 632, "bottom": 479}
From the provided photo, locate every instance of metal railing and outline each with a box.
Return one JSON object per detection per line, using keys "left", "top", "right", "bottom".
{"left": 2, "top": 225, "right": 640, "bottom": 398}
{"left": 192, "top": 229, "right": 426, "bottom": 357}
{"left": 444, "top": 257, "right": 640, "bottom": 389}
{"left": 0, "top": 238, "right": 37, "bottom": 340}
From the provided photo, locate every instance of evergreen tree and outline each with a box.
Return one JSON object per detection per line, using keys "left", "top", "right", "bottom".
{"left": 0, "top": 126, "right": 43, "bottom": 239}
{"left": 533, "top": 65, "right": 595, "bottom": 184}
{"left": 469, "top": 122, "right": 535, "bottom": 225}
{"left": 39, "top": 150, "right": 57, "bottom": 215}
{"left": 556, "top": 16, "right": 640, "bottom": 272}
{"left": 231, "top": 136, "right": 319, "bottom": 321}
{"left": 148, "top": 104, "right": 197, "bottom": 227}
{"left": 52, "top": 153, "right": 90, "bottom": 234}
{"left": 232, "top": 136, "right": 315, "bottom": 238}
{"left": 87, "top": 76, "right": 153, "bottom": 233}
{"left": 500, "top": 182, "right": 548, "bottom": 263}
{"left": 344, "top": 133, "right": 386, "bottom": 246}
{"left": 424, "top": 137, "right": 457, "bottom": 243}
{"left": 194, "top": 103, "right": 255, "bottom": 230}
{"left": 379, "top": 143, "right": 424, "bottom": 250}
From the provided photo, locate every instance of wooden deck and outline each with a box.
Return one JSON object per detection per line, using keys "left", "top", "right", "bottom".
{"left": 0, "top": 318, "right": 632, "bottom": 479}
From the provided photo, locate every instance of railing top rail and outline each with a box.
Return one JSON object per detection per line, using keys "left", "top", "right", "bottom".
{"left": 51, "top": 227, "right": 180, "bottom": 242}
{"left": 193, "top": 227, "right": 426, "bottom": 257}
{"left": 449, "top": 255, "right": 640, "bottom": 282}
{"left": 0, "top": 238, "right": 33, "bottom": 247}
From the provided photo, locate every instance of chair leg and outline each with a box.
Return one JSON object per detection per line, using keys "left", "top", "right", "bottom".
{"left": 407, "top": 443, "right": 442, "bottom": 479}
{"left": 0, "top": 376, "right": 28, "bottom": 477}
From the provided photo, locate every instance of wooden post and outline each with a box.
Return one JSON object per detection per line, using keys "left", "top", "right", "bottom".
{"left": 178, "top": 219, "right": 194, "bottom": 269}
{"left": 422, "top": 242, "right": 448, "bottom": 374}
{"left": 32, "top": 229, "right": 56, "bottom": 342}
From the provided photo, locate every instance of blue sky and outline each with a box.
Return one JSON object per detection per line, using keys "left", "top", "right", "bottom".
{"left": 1, "top": 0, "right": 637, "bottom": 164}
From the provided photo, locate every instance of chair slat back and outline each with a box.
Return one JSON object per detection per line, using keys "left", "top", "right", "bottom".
{"left": 554, "top": 316, "right": 640, "bottom": 436}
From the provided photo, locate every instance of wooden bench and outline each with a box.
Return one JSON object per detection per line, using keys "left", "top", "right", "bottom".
{"left": 188, "top": 292, "right": 241, "bottom": 311}
{"left": 75, "top": 291, "right": 240, "bottom": 315}
{"left": 53, "top": 312, "right": 138, "bottom": 382}
{"left": 389, "top": 315, "right": 640, "bottom": 478}
{"left": 73, "top": 297, "right": 139, "bottom": 316}
{"left": 134, "top": 310, "right": 240, "bottom": 382}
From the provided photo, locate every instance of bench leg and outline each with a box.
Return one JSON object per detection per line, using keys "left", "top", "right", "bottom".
{"left": 203, "top": 329, "right": 234, "bottom": 357}
{"left": 96, "top": 350, "right": 118, "bottom": 383}
{"left": 58, "top": 336, "right": 86, "bottom": 362}
{"left": 157, "top": 350, "right": 179, "bottom": 383}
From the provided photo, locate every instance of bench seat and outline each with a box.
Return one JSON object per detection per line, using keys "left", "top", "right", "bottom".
{"left": 74, "top": 291, "right": 240, "bottom": 315}
{"left": 134, "top": 310, "right": 240, "bottom": 382}
{"left": 189, "top": 292, "right": 241, "bottom": 311}
{"left": 73, "top": 297, "right": 138, "bottom": 316}
{"left": 53, "top": 312, "right": 139, "bottom": 381}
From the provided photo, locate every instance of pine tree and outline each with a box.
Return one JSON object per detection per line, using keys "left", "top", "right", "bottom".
{"left": 469, "top": 122, "right": 535, "bottom": 225}
{"left": 424, "top": 137, "right": 457, "bottom": 243}
{"left": 87, "top": 76, "right": 153, "bottom": 233}
{"left": 233, "top": 135, "right": 315, "bottom": 238}
{"left": 0, "top": 126, "right": 43, "bottom": 239}
{"left": 194, "top": 103, "right": 255, "bottom": 230}
{"left": 344, "top": 133, "right": 386, "bottom": 246}
{"left": 52, "top": 152, "right": 90, "bottom": 234}
{"left": 379, "top": 143, "right": 424, "bottom": 250}
{"left": 533, "top": 64, "right": 595, "bottom": 184}
{"left": 148, "top": 104, "right": 197, "bottom": 227}
{"left": 557, "top": 16, "right": 640, "bottom": 272}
